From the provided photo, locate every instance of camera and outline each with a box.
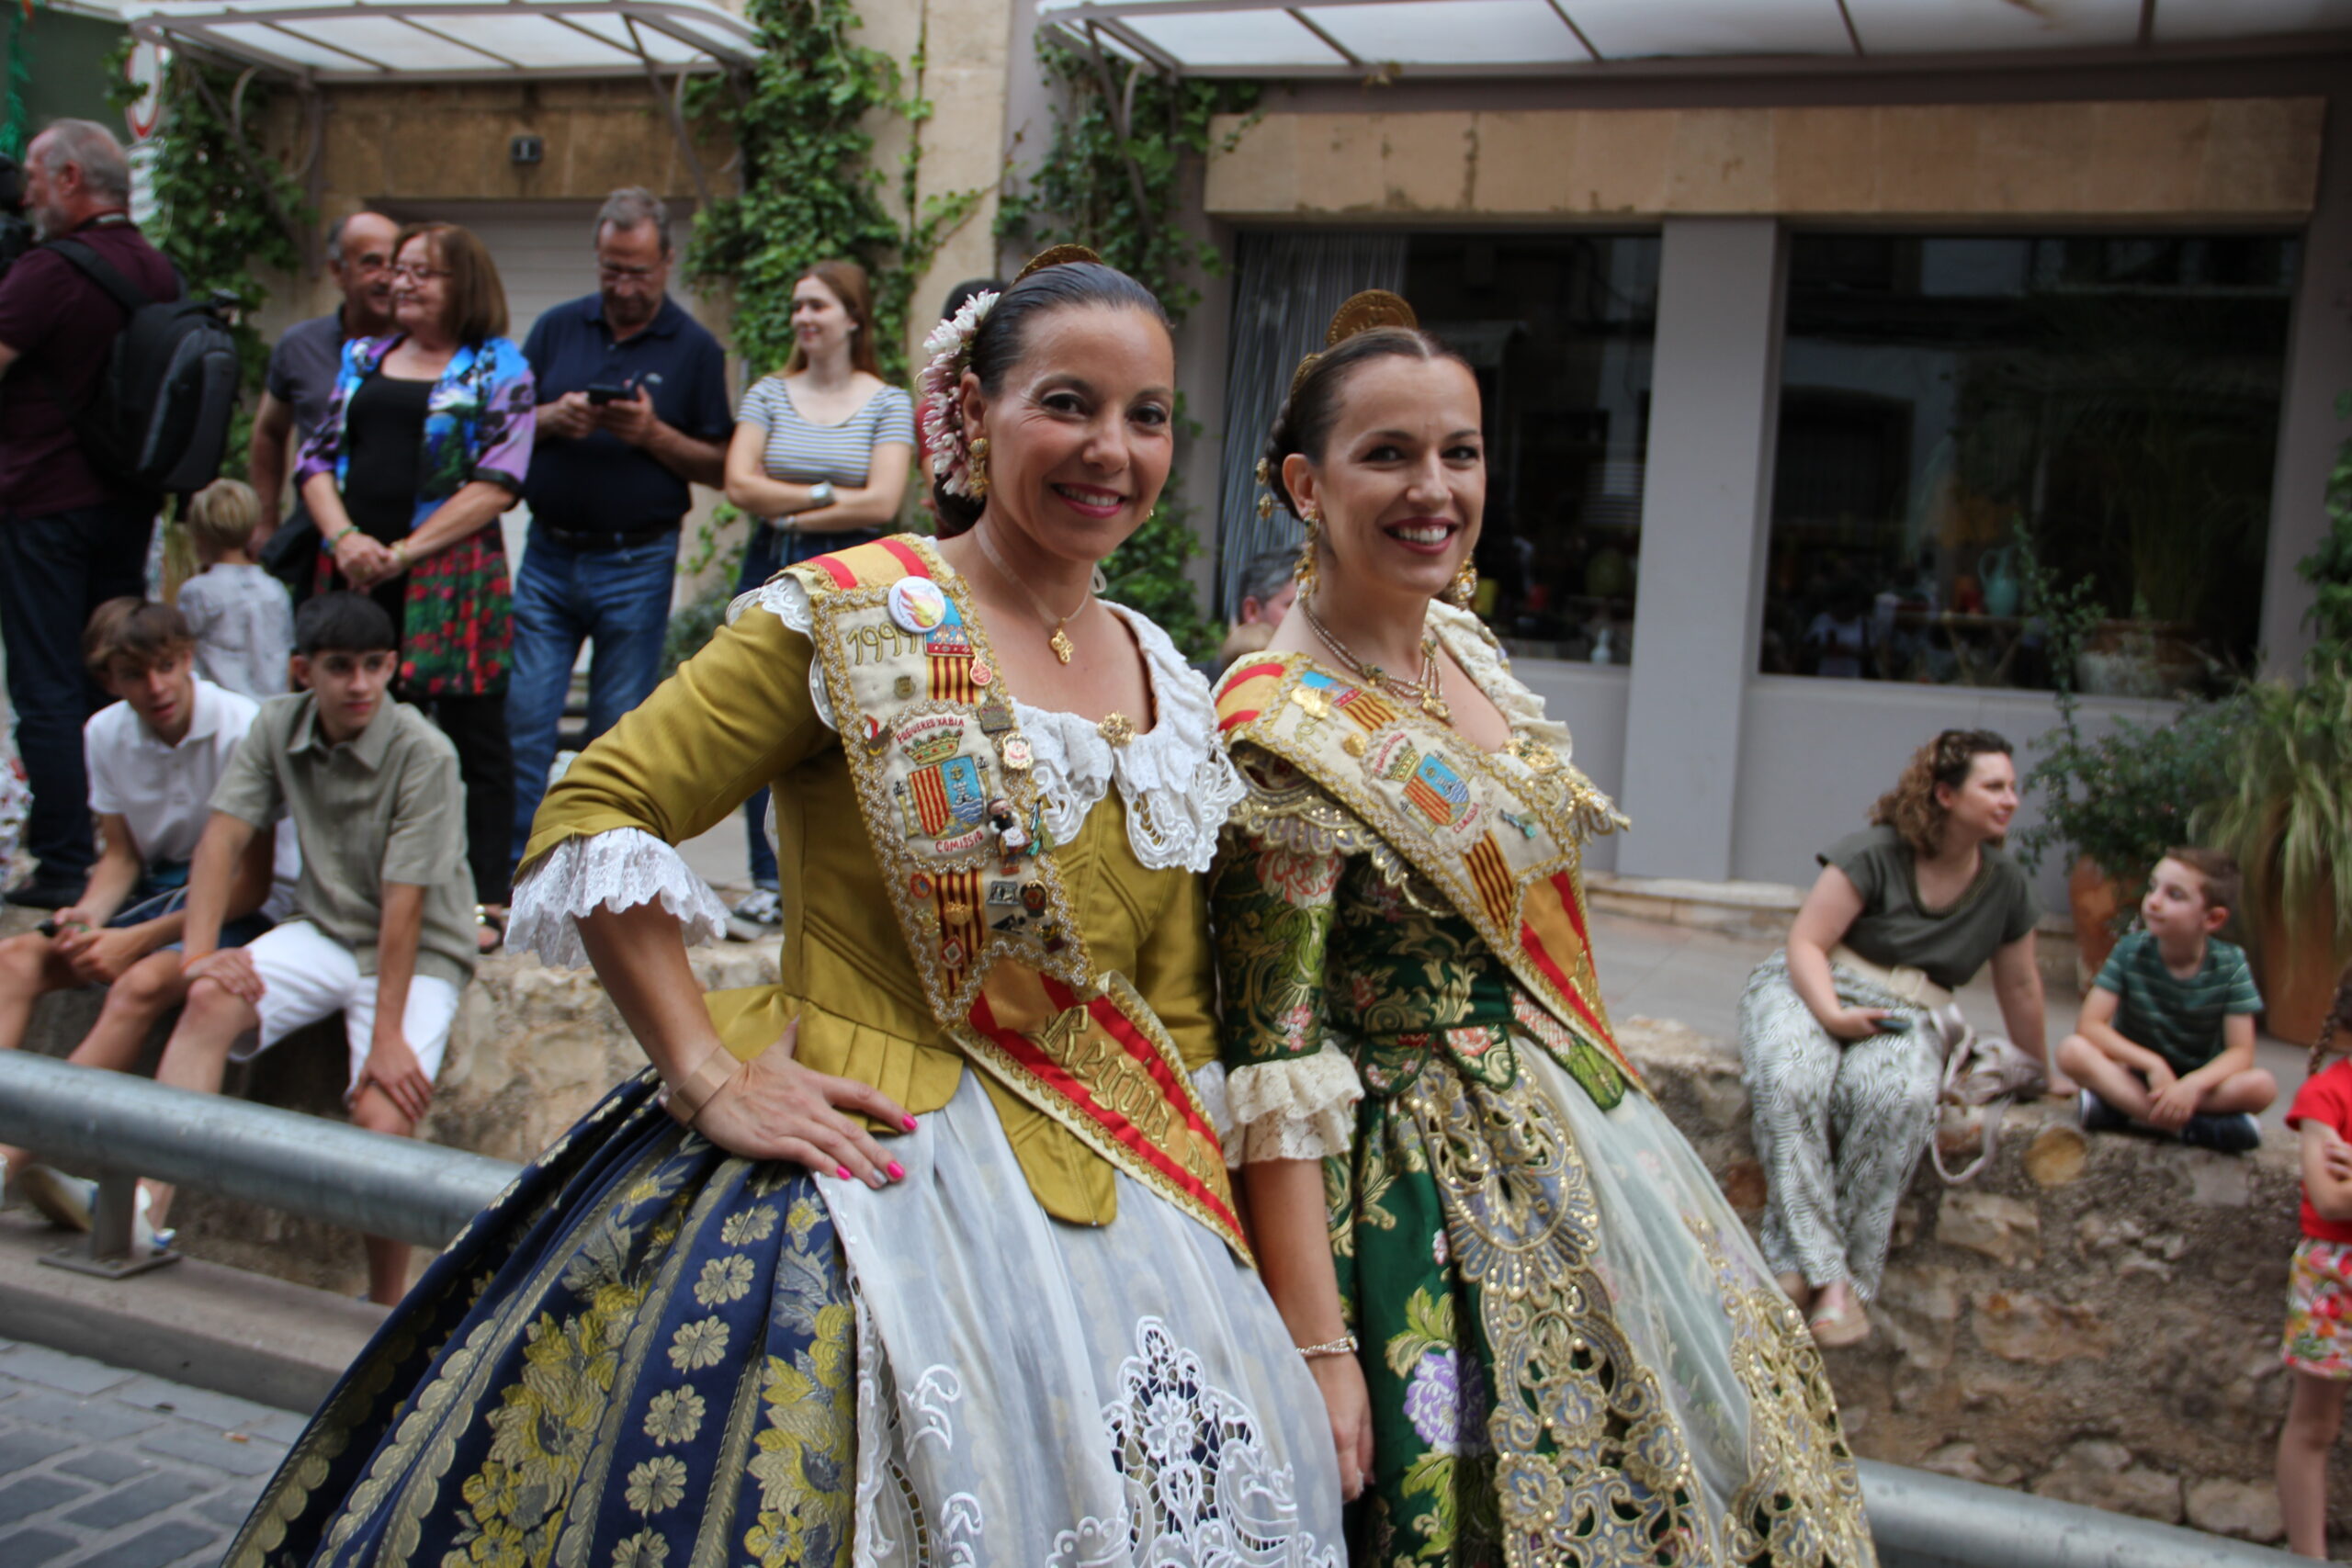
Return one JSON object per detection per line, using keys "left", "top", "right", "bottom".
{"left": 0, "top": 156, "right": 33, "bottom": 278}
{"left": 585, "top": 381, "right": 632, "bottom": 405}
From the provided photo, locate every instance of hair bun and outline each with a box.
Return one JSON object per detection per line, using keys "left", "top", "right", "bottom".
{"left": 1015, "top": 243, "right": 1103, "bottom": 283}
{"left": 1326, "top": 288, "right": 1418, "bottom": 344}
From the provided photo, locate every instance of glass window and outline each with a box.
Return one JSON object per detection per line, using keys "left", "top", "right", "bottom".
{"left": 1404, "top": 233, "right": 1659, "bottom": 664}
{"left": 1761, "top": 233, "right": 2297, "bottom": 695}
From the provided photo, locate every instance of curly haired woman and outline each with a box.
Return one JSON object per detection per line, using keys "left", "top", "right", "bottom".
{"left": 1737, "top": 728, "right": 2064, "bottom": 1348}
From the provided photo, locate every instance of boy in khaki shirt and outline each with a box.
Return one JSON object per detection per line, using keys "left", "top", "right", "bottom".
{"left": 151, "top": 592, "right": 476, "bottom": 1303}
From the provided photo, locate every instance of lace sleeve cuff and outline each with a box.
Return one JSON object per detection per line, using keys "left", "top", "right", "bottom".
{"left": 508, "top": 829, "right": 733, "bottom": 968}
{"left": 1225, "top": 1044, "right": 1363, "bottom": 1167}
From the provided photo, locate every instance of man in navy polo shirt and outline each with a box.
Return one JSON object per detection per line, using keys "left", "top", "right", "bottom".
{"left": 509, "top": 187, "right": 730, "bottom": 871}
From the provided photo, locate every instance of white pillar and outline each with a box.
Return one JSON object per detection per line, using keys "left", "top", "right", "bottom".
{"left": 1614, "top": 218, "right": 1785, "bottom": 881}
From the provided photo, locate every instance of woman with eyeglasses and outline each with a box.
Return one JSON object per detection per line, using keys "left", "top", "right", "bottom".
{"left": 297, "top": 220, "right": 533, "bottom": 947}
{"left": 721, "top": 258, "right": 915, "bottom": 933}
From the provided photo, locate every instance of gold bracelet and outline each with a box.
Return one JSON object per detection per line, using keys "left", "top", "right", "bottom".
{"left": 1297, "top": 1335, "right": 1358, "bottom": 1361}
{"left": 661, "top": 1046, "right": 743, "bottom": 1127}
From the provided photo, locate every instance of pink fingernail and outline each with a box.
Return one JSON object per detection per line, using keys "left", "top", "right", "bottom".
{"left": 887, "top": 1161, "right": 905, "bottom": 1180}
{"left": 836, "top": 1166, "right": 852, "bottom": 1180}
{"left": 901, "top": 1116, "right": 918, "bottom": 1132}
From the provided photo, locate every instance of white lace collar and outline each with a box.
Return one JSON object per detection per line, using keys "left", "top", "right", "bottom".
{"left": 1424, "top": 600, "right": 1628, "bottom": 833}
{"left": 731, "top": 570, "right": 1243, "bottom": 874}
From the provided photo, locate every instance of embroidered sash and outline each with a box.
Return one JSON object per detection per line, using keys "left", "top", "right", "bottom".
{"left": 785, "top": 536, "right": 1248, "bottom": 1259}
{"left": 1216, "top": 651, "right": 1642, "bottom": 1090}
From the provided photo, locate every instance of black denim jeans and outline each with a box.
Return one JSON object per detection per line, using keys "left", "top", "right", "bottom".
{"left": 0, "top": 499, "right": 154, "bottom": 887}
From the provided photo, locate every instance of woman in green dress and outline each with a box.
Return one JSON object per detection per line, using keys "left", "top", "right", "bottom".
{"left": 1209, "top": 293, "right": 1876, "bottom": 1567}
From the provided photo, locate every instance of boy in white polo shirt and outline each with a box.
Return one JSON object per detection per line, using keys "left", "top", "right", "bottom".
{"left": 0, "top": 600, "right": 294, "bottom": 1228}
{"left": 151, "top": 592, "right": 475, "bottom": 1304}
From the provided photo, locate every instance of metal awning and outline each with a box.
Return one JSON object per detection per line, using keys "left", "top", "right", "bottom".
{"left": 1037, "top": 0, "right": 2352, "bottom": 78}
{"left": 121, "top": 0, "right": 758, "bottom": 84}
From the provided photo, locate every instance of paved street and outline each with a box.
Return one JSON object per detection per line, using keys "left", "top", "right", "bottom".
{"left": 0, "top": 1339, "right": 299, "bottom": 1567}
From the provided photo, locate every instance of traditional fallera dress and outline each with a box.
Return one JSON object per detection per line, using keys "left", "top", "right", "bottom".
{"left": 228, "top": 536, "right": 1342, "bottom": 1568}
{"left": 1210, "top": 604, "right": 1875, "bottom": 1568}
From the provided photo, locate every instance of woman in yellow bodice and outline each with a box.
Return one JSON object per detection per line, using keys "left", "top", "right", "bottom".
{"left": 229, "top": 256, "right": 1340, "bottom": 1567}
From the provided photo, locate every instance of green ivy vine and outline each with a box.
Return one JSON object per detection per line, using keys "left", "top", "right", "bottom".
{"left": 997, "top": 33, "right": 1259, "bottom": 656}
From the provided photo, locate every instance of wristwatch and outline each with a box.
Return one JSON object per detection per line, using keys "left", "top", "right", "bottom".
{"left": 807, "top": 481, "right": 836, "bottom": 511}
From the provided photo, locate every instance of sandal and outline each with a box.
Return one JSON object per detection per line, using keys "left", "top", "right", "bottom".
{"left": 1807, "top": 1294, "right": 1871, "bottom": 1349}
{"left": 476, "top": 904, "right": 507, "bottom": 954}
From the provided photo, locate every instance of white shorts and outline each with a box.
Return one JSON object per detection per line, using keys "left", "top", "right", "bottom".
{"left": 228, "top": 920, "right": 461, "bottom": 1095}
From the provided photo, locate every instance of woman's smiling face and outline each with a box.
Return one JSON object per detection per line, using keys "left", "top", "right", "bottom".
{"left": 962, "top": 304, "right": 1175, "bottom": 564}
{"left": 1284, "top": 353, "right": 1485, "bottom": 604}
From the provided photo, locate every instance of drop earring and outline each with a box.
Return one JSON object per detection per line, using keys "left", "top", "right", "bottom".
{"left": 968, "top": 435, "right": 990, "bottom": 500}
{"left": 1448, "top": 560, "right": 1478, "bottom": 610}
{"left": 1294, "top": 507, "right": 1320, "bottom": 601}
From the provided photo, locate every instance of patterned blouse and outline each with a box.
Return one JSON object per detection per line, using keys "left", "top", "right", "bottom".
{"left": 294, "top": 333, "right": 535, "bottom": 697}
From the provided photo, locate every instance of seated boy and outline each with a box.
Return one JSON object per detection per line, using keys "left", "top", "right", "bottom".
{"left": 0, "top": 601, "right": 289, "bottom": 1228}
{"left": 2059, "top": 847, "right": 2276, "bottom": 1153}
{"left": 176, "top": 478, "right": 295, "bottom": 703}
{"left": 148, "top": 592, "right": 477, "bottom": 1304}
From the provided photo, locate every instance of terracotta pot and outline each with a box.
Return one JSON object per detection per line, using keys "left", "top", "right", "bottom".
{"left": 2068, "top": 856, "right": 2125, "bottom": 981}
{"left": 2256, "top": 887, "right": 2349, "bottom": 1047}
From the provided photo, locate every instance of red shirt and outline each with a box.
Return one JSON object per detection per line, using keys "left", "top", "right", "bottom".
{"left": 2286, "top": 1060, "right": 2352, "bottom": 1243}
{"left": 0, "top": 215, "right": 179, "bottom": 518}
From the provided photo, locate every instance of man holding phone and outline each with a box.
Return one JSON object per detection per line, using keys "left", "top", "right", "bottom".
{"left": 509, "top": 187, "right": 731, "bottom": 874}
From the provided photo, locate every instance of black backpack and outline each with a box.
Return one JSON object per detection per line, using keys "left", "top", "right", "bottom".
{"left": 45, "top": 237, "right": 239, "bottom": 496}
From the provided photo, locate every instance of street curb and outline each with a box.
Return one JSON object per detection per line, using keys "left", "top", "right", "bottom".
{"left": 0, "top": 1209, "right": 381, "bottom": 1415}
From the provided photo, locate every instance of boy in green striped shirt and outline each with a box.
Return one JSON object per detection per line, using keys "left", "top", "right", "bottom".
{"left": 2059, "top": 849, "right": 2276, "bottom": 1153}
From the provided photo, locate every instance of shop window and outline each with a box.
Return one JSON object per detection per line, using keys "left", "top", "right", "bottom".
{"left": 1403, "top": 233, "right": 1659, "bottom": 664}
{"left": 1761, "top": 232, "right": 2296, "bottom": 695}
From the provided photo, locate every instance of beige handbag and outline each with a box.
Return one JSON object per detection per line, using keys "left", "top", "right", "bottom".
{"left": 1827, "top": 946, "right": 2041, "bottom": 1183}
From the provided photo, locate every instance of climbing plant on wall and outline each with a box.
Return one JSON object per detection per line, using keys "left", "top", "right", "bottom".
{"left": 997, "top": 33, "right": 1260, "bottom": 656}
{"left": 1, "top": 1, "right": 40, "bottom": 162}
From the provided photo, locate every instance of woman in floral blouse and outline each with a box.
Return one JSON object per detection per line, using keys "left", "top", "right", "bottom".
{"left": 1211, "top": 294, "right": 1875, "bottom": 1567}
{"left": 298, "top": 220, "right": 534, "bottom": 935}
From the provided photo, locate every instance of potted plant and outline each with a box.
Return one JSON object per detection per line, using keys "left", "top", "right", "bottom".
{"left": 2195, "top": 404, "right": 2352, "bottom": 1042}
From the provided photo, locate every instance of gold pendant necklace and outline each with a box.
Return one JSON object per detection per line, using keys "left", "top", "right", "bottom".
{"left": 974, "top": 523, "right": 1086, "bottom": 664}
{"left": 1301, "top": 593, "right": 1451, "bottom": 723}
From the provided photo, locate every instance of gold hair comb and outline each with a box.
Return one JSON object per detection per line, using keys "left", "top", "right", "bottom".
{"left": 1015, "top": 243, "right": 1103, "bottom": 282}
{"left": 1292, "top": 288, "right": 1420, "bottom": 395}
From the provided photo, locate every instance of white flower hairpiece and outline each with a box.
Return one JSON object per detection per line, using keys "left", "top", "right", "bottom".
{"left": 918, "top": 289, "right": 1000, "bottom": 499}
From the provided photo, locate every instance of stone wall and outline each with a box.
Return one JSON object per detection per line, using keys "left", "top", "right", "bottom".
{"left": 14, "top": 942, "right": 2333, "bottom": 1546}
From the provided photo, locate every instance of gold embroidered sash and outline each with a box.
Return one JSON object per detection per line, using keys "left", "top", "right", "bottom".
{"left": 785, "top": 536, "right": 1247, "bottom": 1258}
{"left": 1216, "top": 651, "right": 1641, "bottom": 1089}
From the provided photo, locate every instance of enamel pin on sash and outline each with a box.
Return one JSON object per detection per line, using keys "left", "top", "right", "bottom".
{"left": 888, "top": 578, "right": 949, "bottom": 635}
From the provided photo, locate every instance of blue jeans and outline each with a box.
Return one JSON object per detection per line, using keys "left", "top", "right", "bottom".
{"left": 736, "top": 524, "right": 882, "bottom": 887}
{"left": 507, "top": 527, "right": 680, "bottom": 868}
{"left": 0, "top": 501, "right": 154, "bottom": 888}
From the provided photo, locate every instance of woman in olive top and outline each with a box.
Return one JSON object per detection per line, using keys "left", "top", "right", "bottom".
{"left": 1738, "top": 728, "right": 2064, "bottom": 1347}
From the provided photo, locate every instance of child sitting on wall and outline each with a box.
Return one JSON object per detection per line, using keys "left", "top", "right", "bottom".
{"left": 177, "top": 478, "right": 295, "bottom": 703}
{"left": 2057, "top": 848, "right": 2277, "bottom": 1153}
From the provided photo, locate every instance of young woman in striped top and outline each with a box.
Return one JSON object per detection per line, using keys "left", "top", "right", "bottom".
{"left": 722, "top": 259, "right": 915, "bottom": 920}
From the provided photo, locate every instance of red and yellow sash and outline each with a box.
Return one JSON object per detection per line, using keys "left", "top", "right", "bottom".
{"left": 1216, "top": 647, "right": 1640, "bottom": 1089}
{"left": 786, "top": 536, "right": 1247, "bottom": 1258}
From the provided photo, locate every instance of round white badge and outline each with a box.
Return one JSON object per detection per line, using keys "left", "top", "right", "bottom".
{"left": 888, "top": 579, "right": 949, "bottom": 635}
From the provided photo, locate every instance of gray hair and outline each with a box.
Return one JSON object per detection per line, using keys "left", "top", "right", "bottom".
{"left": 594, "top": 187, "right": 671, "bottom": 255}
{"left": 32, "top": 119, "right": 130, "bottom": 205}
{"left": 1235, "top": 548, "right": 1296, "bottom": 612}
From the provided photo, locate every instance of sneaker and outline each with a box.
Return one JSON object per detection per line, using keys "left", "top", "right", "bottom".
{"left": 2077, "top": 1089, "right": 2129, "bottom": 1134}
{"left": 4, "top": 877, "right": 82, "bottom": 911}
{"left": 2181, "top": 1111, "right": 2263, "bottom": 1154}
{"left": 727, "top": 887, "right": 783, "bottom": 942}
{"left": 15, "top": 1165, "right": 94, "bottom": 1231}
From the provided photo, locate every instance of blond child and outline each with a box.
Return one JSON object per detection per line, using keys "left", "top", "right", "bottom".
{"left": 2277, "top": 966, "right": 2352, "bottom": 1557}
{"left": 178, "top": 478, "right": 295, "bottom": 702}
{"left": 2057, "top": 848, "right": 2276, "bottom": 1152}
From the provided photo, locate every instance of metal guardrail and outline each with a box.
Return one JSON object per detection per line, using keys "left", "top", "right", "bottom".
{"left": 0, "top": 1050, "right": 517, "bottom": 1271}
{"left": 0, "top": 1052, "right": 2307, "bottom": 1565}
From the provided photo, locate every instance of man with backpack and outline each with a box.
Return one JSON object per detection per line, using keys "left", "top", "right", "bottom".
{"left": 0, "top": 119, "right": 180, "bottom": 908}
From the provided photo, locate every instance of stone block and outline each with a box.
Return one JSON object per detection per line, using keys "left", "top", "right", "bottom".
{"left": 1970, "top": 1290, "right": 2113, "bottom": 1364}
{"left": 76, "top": 1518, "right": 217, "bottom": 1568}
{"left": 0, "top": 1344, "right": 134, "bottom": 1397}
{"left": 0, "top": 1472, "right": 90, "bottom": 1525}
{"left": 2023, "top": 1124, "right": 2086, "bottom": 1187}
{"left": 137, "top": 1424, "right": 288, "bottom": 1479}
{"left": 2186, "top": 1476, "right": 2285, "bottom": 1542}
{"left": 1664, "top": 108, "right": 1776, "bottom": 214}
{"left": 61, "top": 1468, "right": 209, "bottom": 1529}
{"left": 1939, "top": 1190, "right": 2041, "bottom": 1266}
{"left": 2031, "top": 1439, "right": 2182, "bottom": 1523}
{"left": 2, "top": 1527, "right": 76, "bottom": 1566}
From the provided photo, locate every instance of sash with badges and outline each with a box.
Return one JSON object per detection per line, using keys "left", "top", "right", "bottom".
{"left": 1216, "top": 651, "right": 1643, "bottom": 1092}
{"left": 785, "top": 536, "right": 1248, "bottom": 1259}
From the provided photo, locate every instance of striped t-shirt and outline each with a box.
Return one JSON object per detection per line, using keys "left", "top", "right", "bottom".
{"left": 2096, "top": 929, "right": 2264, "bottom": 1073}
{"left": 735, "top": 377, "right": 914, "bottom": 491}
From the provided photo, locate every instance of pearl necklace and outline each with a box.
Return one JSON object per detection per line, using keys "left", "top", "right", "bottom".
{"left": 974, "top": 522, "right": 1088, "bottom": 664}
{"left": 1300, "top": 593, "right": 1451, "bottom": 723}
